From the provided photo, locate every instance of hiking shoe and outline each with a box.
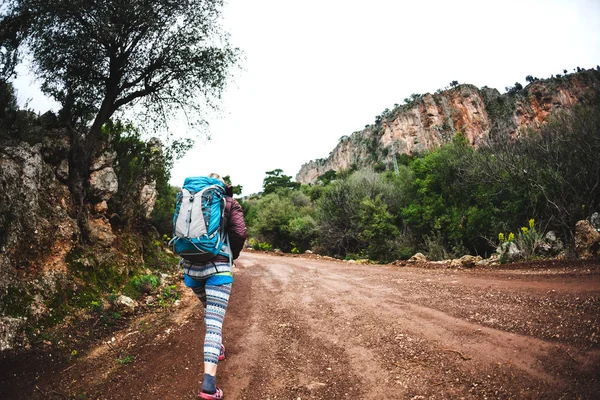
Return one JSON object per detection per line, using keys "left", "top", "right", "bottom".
{"left": 199, "top": 387, "right": 224, "bottom": 400}
{"left": 218, "top": 344, "right": 225, "bottom": 361}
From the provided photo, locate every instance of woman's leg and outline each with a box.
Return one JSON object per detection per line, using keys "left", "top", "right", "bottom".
{"left": 202, "top": 283, "right": 232, "bottom": 386}
{"left": 191, "top": 284, "right": 208, "bottom": 308}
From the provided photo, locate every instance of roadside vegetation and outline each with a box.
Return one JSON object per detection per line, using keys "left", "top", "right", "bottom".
{"left": 243, "top": 104, "right": 600, "bottom": 263}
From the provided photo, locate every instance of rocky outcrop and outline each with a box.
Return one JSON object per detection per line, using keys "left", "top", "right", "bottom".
{"left": 0, "top": 139, "right": 78, "bottom": 350}
{"left": 0, "top": 141, "right": 77, "bottom": 268}
{"left": 0, "top": 118, "right": 167, "bottom": 350}
{"left": 575, "top": 219, "right": 600, "bottom": 259}
{"left": 139, "top": 182, "right": 158, "bottom": 218}
{"left": 89, "top": 150, "right": 119, "bottom": 202}
{"left": 297, "top": 69, "right": 600, "bottom": 184}
{"left": 89, "top": 167, "right": 119, "bottom": 201}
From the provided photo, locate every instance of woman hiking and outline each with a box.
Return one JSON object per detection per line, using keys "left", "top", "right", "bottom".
{"left": 178, "top": 173, "right": 247, "bottom": 399}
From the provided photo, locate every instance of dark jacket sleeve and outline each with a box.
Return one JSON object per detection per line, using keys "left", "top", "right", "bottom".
{"left": 226, "top": 196, "right": 247, "bottom": 260}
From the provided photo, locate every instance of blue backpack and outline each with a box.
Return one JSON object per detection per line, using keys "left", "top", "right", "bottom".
{"left": 170, "top": 176, "right": 231, "bottom": 263}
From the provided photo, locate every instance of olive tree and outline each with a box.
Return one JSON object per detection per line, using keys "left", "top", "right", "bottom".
{"left": 1, "top": 0, "right": 238, "bottom": 238}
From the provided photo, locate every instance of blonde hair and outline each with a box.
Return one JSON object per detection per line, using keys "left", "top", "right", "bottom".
{"left": 208, "top": 173, "right": 224, "bottom": 183}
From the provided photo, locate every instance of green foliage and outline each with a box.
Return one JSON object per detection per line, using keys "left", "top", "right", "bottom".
{"left": 2, "top": 0, "right": 238, "bottom": 133}
{"left": 123, "top": 275, "right": 160, "bottom": 299}
{"left": 286, "top": 215, "right": 318, "bottom": 252}
{"left": 497, "top": 219, "right": 546, "bottom": 262}
{"left": 423, "top": 232, "right": 453, "bottom": 261}
{"left": 106, "top": 120, "right": 189, "bottom": 233}
{"left": 67, "top": 248, "right": 127, "bottom": 294}
{"left": 481, "top": 87, "right": 517, "bottom": 138}
{"left": 157, "top": 285, "right": 180, "bottom": 308}
{"left": 358, "top": 195, "right": 399, "bottom": 262}
{"left": 223, "top": 175, "right": 243, "bottom": 195}
{"left": 317, "top": 170, "right": 337, "bottom": 185}
{"left": 263, "top": 169, "right": 300, "bottom": 194}
{"left": 525, "top": 75, "right": 537, "bottom": 83}
{"left": 317, "top": 168, "right": 398, "bottom": 259}
{"left": 373, "top": 161, "right": 386, "bottom": 172}
{"left": 117, "top": 354, "right": 136, "bottom": 366}
{"left": 0, "top": 81, "right": 44, "bottom": 143}
{"left": 248, "top": 192, "right": 309, "bottom": 251}
{"left": 300, "top": 183, "right": 327, "bottom": 202}
{"left": 150, "top": 185, "right": 180, "bottom": 236}
{"left": 474, "top": 105, "right": 600, "bottom": 238}
{"left": 248, "top": 238, "right": 273, "bottom": 251}
{"left": 400, "top": 135, "right": 490, "bottom": 254}
{"left": 515, "top": 219, "right": 544, "bottom": 258}
{"left": 0, "top": 286, "right": 34, "bottom": 318}
{"left": 142, "top": 232, "right": 180, "bottom": 271}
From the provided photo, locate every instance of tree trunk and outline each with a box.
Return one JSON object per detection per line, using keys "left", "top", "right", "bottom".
{"left": 68, "top": 126, "right": 91, "bottom": 243}
{"left": 67, "top": 87, "right": 117, "bottom": 242}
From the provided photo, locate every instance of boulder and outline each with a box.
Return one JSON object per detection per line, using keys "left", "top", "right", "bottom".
{"left": 0, "top": 142, "right": 76, "bottom": 267}
{"left": 115, "top": 295, "right": 138, "bottom": 311}
{"left": 450, "top": 258, "right": 462, "bottom": 268}
{"left": 463, "top": 255, "right": 482, "bottom": 268}
{"left": 539, "top": 231, "right": 564, "bottom": 256}
{"left": 496, "top": 241, "right": 522, "bottom": 262}
{"left": 408, "top": 252, "right": 427, "bottom": 262}
{"left": 575, "top": 220, "right": 600, "bottom": 259}
{"left": 590, "top": 212, "right": 600, "bottom": 231}
{"left": 90, "top": 150, "right": 117, "bottom": 171}
{"left": 452, "top": 255, "right": 482, "bottom": 268}
{"left": 89, "top": 167, "right": 118, "bottom": 201}
{"left": 40, "top": 128, "right": 70, "bottom": 165}
{"left": 506, "top": 242, "right": 522, "bottom": 261}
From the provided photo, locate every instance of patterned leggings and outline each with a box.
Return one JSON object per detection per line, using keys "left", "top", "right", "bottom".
{"left": 191, "top": 282, "right": 232, "bottom": 365}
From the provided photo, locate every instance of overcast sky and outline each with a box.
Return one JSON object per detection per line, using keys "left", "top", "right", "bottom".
{"left": 12, "top": 0, "right": 600, "bottom": 195}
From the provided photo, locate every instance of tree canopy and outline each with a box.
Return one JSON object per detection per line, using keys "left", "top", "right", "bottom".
{"left": 0, "top": 0, "right": 239, "bottom": 240}
{"left": 263, "top": 169, "right": 300, "bottom": 194}
{"left": 1, "top": 0, "right": 238, "bottom": 139}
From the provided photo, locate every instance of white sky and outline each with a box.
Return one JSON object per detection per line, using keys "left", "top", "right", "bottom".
{"left": 11, "top": 0, "right": 600, "bottom": 196}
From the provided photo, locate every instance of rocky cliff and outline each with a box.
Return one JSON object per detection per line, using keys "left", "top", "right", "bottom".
{"left": 0, "top": 124, "right": 162, "bottom": 350}
{"left": 297, "top": 69, "right": 600, "bottom": 184}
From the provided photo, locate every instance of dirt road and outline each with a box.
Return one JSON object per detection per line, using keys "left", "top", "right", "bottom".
{"left": 3, "top": 252, "right": 600, "bottom": 399}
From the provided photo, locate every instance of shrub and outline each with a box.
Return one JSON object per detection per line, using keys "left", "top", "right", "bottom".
{"left": 123, "top": 274, "right": 159, "bottom": 298}
{"left": 248, "top": 238, "right": 273, "bottom": 252}
{"left": 496, "top": 219, "right": 546, "bottom": 262}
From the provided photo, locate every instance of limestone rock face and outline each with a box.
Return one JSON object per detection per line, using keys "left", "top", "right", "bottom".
{"left": 90, "top": 150, "right": 117, "bottom": 171}
{"left": 0, "top": 140, "right": 78, "bottom": 349}
{"left": 88, "top": 150, "right": 119, "bottom": 203}
{"left": 382, "top": 86, "right": 491, "bottom": 155}
{"left": 88, "top": 217, "right": 116, "bottom": 247}
{"left": 0, "top": 142, "right": 77, "bottom": 269}
{"left": 139, "top": 182, "right": 158, "bottom": 218}
{"left": 296, "top": 70, "right": 600, "bottom": 184}
{"left": 89, "top": 167, "right": 119, "bottom": 201}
